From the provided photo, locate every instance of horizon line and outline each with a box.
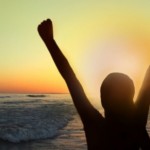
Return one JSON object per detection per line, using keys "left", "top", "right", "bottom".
{"left": 0, "top": 92, "right": 70, "bottom": 95}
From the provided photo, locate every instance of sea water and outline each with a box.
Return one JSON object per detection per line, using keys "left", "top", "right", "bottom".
{"left": 0, "top": 94, "right": 87, "bottom": 150}
{"left": 0, "top": 94, "right": 149, "bottom": 150}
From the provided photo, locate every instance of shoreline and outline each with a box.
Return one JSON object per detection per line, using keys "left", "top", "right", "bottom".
{"left": 0, "top": 114, "right": 87, "bottom": 150}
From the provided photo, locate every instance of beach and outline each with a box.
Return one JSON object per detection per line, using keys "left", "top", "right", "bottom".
{"left": 0, "top": 94, "right": 149, "bottom": 150}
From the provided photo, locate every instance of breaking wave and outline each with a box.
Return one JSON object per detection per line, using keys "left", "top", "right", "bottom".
{"left": 0, "top": 96, "right": 75, "bottom": 143}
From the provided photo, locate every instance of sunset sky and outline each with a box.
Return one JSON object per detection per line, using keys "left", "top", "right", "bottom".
{"left": 1, "top": 0, "right": 150, "bottom": 99}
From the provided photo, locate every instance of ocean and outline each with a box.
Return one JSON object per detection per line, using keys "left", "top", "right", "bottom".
{"left": 0, "top": 94, "right": 149, "bottom": 150}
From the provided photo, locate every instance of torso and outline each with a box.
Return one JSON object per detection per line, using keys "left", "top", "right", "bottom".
{"left": 83, "top": 117, "right": 139, "bottom": 150}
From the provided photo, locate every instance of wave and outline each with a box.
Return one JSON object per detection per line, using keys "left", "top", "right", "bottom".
{"left": 27, "top": 95, "right": 46, "bottom": 98}
{"left": 1, "top": 99, "right": 41, "bottom": 105}
{"left": 0, "top": 96, "right": 11, "bottom": 98}
{"left": 0, "top": 102, "right": 76, "bottom": 143}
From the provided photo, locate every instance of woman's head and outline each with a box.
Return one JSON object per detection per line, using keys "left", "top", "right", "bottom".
{"left": 100, "top": 73, "right": 135, "bottom": 119}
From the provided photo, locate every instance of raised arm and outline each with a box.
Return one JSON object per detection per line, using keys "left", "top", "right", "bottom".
{"left": 135, "top": 66, "right": 150, "bottom": 127}
{"left": 37, "top": 19, "right": 102, "bottom": 123}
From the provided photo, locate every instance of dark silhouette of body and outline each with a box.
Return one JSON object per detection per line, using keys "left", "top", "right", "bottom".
{"left": 38, "top": 19, "right": 150, "bottom": 150}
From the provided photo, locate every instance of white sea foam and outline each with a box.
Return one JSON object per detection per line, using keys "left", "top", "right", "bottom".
{"left": 0, "top": 94, "right": 75, "bottom": 143}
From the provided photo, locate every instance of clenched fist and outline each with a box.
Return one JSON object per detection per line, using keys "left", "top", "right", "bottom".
{"left": 38, "top": 19, "right": 53, "bottom": 42}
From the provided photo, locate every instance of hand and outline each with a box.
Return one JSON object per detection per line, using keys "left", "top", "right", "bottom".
{"left": 38, "top": 19, "right": 53, "bottom": 42}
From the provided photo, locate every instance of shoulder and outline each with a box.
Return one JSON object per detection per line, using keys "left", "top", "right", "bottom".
{"left": 83, "top": 112, "right": 105, "bottom": 129}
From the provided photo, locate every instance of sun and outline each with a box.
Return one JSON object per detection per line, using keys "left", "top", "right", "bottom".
{"left": 80, "top": 34, "right": 150, "bottom": 100}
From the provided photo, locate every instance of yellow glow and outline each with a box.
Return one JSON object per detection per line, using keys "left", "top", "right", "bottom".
{"left": 1, "top": 1, "right": 150, "bottom": 98}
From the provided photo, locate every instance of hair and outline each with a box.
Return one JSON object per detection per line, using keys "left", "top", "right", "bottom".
{"left": 100, "top": 73, "right": 135, "bottom": 111}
